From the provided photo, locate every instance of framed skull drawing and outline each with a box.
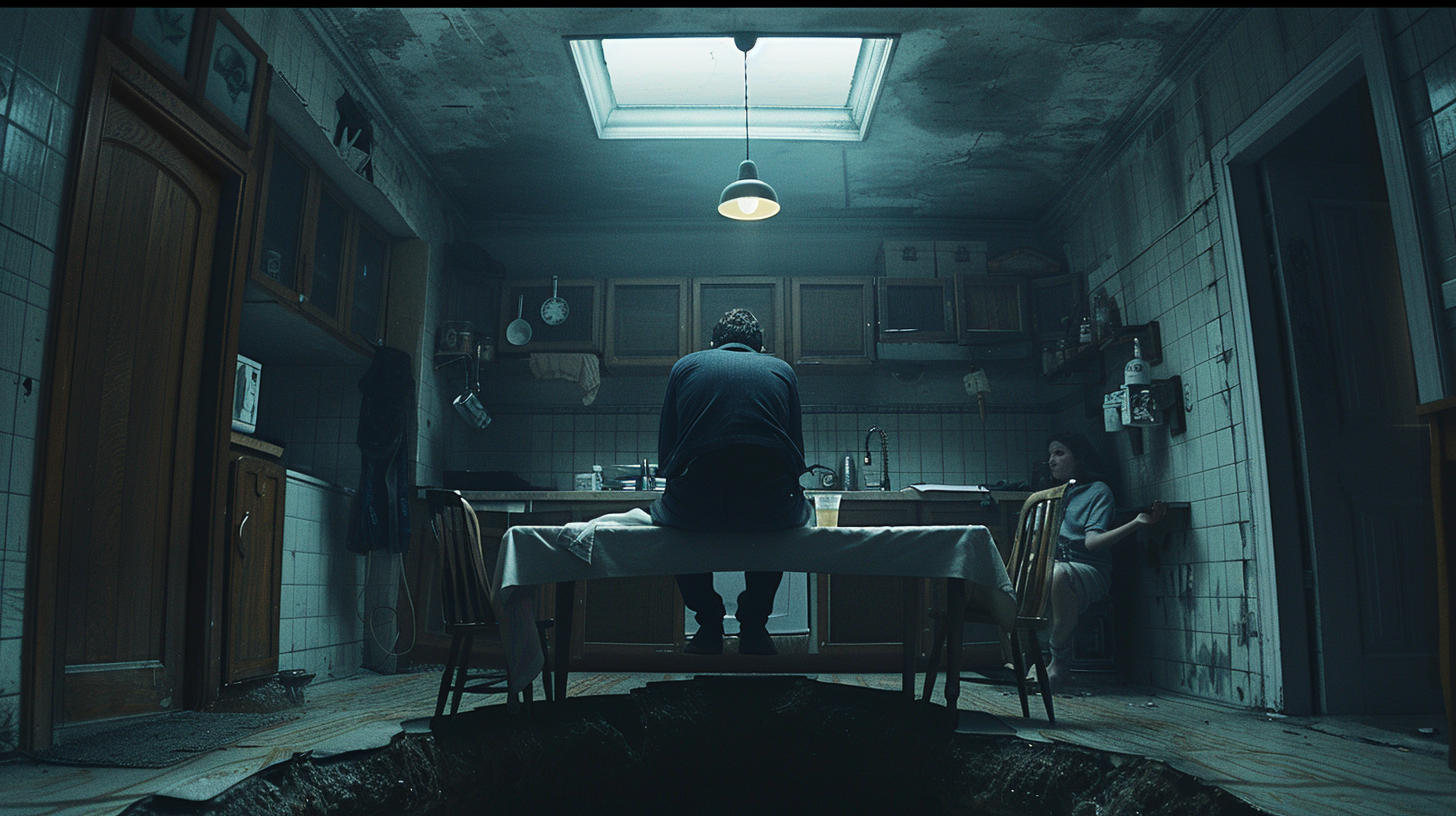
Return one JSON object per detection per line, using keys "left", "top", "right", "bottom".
{"left": 117, "top": 8, "right": 200, "bottom": 93}
{"left": 199, "top": 10, "right": 266, "bottom": 145}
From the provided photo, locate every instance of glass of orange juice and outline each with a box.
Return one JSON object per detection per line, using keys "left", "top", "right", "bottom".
{"left": 813, "top": 493, "right": 841, "bottom": 527}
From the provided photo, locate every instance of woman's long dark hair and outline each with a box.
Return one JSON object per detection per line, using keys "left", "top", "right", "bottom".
{"left": 1047, "top": 430, "right": 1113, "bottom": 488}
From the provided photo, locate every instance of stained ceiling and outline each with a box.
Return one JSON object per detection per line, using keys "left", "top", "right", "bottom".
{"left": 311, "top": 8, "right": 1226, "bottom": 227}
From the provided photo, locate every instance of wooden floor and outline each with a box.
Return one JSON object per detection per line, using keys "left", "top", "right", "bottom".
{"left": 0, "top": 669, "right": 1449, "bottom": 816}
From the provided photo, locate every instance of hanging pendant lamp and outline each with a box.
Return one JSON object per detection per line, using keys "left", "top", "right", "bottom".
{"left": 718, "top": 35, "right": 780, "bottom": 220}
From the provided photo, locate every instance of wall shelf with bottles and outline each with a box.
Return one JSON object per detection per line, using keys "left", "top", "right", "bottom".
{"left": 1042, "top": 321, "right": 1161, "bottom": 382}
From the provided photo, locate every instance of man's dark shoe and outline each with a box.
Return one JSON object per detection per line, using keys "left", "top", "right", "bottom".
{"left": 736, "top": 626, "right": 777, "bottom": 656}
{"left": 683, "top": 626, "right": 724, "bottom": 655}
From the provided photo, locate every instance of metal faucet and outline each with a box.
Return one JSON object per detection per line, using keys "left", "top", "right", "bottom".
{"left": 864, "top": 426, "right": 890, "bottom": 491}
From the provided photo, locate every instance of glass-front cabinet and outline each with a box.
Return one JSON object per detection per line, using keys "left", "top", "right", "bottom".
{"left": 691, "top": 276, "right": 786, "bottom": 359}
{"left": 604, "top": 279, "right": 688, "bottom": 368}
{"left": 249, "top": 123, "right": 392, "bottom": 351}
{"left": 497, "top": 278, "right": 604, "bottom": 354}
{"left": 307, "top": 183, "right": 348, "bottom": 324}
{"left": 790, "top": 277, "right": 875, "bottom": 365}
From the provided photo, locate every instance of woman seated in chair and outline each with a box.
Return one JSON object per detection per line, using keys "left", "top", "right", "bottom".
{"left": 1044, "top": 431, "right": 1165, "bottom": 689}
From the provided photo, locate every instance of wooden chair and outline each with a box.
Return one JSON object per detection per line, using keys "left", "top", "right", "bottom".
{"left": 922, "top": 482, "right": 1071, "bottom": 724}
{"left": 426, "top": 489, "right": 553, "bottom": 715}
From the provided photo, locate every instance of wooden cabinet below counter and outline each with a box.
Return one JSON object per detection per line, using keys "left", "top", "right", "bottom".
{"left": 224, "top": 448, "right": 286, "bottom": 685}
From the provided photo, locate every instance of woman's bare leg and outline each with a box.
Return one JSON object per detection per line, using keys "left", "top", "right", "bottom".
{"left": 1046, "top": 563, "right": 1080, "bottom": 688}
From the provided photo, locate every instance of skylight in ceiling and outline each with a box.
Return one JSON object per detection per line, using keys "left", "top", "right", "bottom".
{"left": 568, "top": 35, "right": 896, "bottom": 141}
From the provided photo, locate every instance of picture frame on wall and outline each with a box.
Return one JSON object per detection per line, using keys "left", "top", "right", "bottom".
{"left": 116, "top": 8, "right": 201, "bottom": 93}
{"left": 197, "top": 9, "right": 267, "bottom": 146}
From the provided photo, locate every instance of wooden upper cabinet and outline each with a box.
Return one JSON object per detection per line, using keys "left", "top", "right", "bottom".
{"left": 790, "top": 277, "right": 875, "bottom": 365}
{"left": 956, "top": 273, "right": 1030, "bottom": 343}
{"left": 306, "top": 180, "right": 349, "bottom": 326}
{"left": 250, "top": 122, "right": 393, "bottom": 350}
{"left": 253, "top": 128, "right": 311, "bottom": 302}
{"left": 605, "top": 278, "right": 688, "bottom": 368}
{"left": 877, "top": 277, "right": 957, "bottom": 343}
{"left": 499, "top": 278, "right": 604, "bottom": 354}
{"left": 691, "top": 277, "right": 786, "bottom": 359}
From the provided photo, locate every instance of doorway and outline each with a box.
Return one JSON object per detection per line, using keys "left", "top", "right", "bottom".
{"left": 1232, "top": 77, "right": 1441, "bottom": 715}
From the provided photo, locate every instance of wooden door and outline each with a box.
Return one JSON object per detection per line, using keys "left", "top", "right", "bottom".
{"left": 55, "top": 90, "right": 221, "bottom": 722}
{"left": 225, "top": 455, "right": 286, "bottom": 683}
{"left": 1262, "top": 156, "right": 1441, "bottom": 714}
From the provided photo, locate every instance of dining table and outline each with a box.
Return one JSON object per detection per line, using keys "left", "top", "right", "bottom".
{"left": 488, "top": 509, "right": 1017, "bottom": 718}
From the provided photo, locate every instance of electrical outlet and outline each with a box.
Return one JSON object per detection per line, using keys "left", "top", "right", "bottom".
{"left": 1183, "top": 381, "right": 1194, "bottom": 412}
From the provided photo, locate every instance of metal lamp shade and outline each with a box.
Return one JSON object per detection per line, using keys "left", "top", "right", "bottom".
{"left": 718, "top": 160, "right": 780, "bottom": 220}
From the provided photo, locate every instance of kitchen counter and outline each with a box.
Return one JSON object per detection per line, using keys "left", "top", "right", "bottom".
{"left": 437, "top": 487, "right": 1034, "bottom": 514}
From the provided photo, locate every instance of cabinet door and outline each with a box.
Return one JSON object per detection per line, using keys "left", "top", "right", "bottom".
{"left": 790, "top": 277, "right": 874, "bottom": 365}
{"left": 956, "top": 273, "right": 1029, "bottom": 343}
{"left": 253, "top": 129, "right": 309, "bottom": 297}
{"left": 499, "top": 278, "right": 603, "bottom": 353}
{"left": 351, "top": 217, "right": 390, "bottom": 346}
{"left": 692, "top": 276, "right": 786, "bottom": 358}
{"left": 815, "top": 500, "right": 921, "bottom": 659}
{"left": 1029, "top": 272, "right": 1084, "bottom": 343}
{"left": 305, "top": 182, "right": 349, "bottom": 326}
{"left": 604, "top": 278, "right": 688, "bottom": 368}
{"left": 877, "top": 277, "right": 957, "bottom": 343}
{"left": 226, "top": 455, "right": 286, "bottom": 684}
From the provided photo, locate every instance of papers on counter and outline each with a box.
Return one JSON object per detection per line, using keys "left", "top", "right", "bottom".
{"left": 904, "top": 483, "right": 992, "bottom": 493}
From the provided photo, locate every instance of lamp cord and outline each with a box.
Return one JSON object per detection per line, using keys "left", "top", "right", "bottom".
{"left": 742, "top": 47, "right": 750, "bottom": 161}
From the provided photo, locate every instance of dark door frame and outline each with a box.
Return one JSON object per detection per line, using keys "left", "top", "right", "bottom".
{"left": 1210, "top": 10, "right": 1446, "bottom": 713}
{"left": 21, "top": 32, "right": 259, "bottom": 750}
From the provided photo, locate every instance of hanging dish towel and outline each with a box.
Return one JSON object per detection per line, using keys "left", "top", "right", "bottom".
{"left": 529, "top": 353, "right": 601, "bottom": 405}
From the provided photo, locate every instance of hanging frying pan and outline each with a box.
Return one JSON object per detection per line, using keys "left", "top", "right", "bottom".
{"left": 541, "top": 275, "right": 569, "bottom": 325}
{"left": 506, "top": 295, "right": 532, "bottom": 346}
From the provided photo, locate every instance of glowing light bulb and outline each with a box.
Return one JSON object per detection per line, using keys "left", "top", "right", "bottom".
{"left": 736, "top": 196, "right": 760, "bottom": 215}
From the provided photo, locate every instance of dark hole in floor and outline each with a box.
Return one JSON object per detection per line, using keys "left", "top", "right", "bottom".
{"left": 122, "top": 676, "right": 1270, "bottom": 816}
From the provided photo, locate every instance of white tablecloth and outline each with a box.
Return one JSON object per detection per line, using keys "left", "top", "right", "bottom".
{"left": 490, "top": 509, "right": 1016, "bottom": 696}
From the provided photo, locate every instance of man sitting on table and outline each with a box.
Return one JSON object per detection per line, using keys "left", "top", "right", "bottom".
{"left": 650, "top": 308, "right": 812, "bottom": 656}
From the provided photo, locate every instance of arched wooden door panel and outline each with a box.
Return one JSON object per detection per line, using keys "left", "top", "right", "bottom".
{"left": 54, "top": 88, "right": 220, "bottom": 723}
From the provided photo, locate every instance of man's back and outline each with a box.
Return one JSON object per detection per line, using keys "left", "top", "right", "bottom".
{"left": 656, "top": 343, "right": 805, "bottom": 481}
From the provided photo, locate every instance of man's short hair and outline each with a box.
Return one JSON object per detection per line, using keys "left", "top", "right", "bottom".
{"left": 711, "top": 308, "right": 763, "bottom": 351}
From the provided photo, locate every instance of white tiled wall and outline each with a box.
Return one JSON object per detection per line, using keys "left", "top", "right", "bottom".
{"left": 1390, "top": 9, "right": 1456, "bottom": 350}
{"left": 279, "top": 473, "right": 366, "bottom": 682}
{"left": 461, "top": 407, "right": 1058, "bottom": 493}
{"left": 0, "top": 7, "right": 89, "bottom": 754}
{"left": 253, "top": 364, "right": 368, "bottom": 491}
{"left": 1050, "top": 8, "right": 1408, "bottom": 709}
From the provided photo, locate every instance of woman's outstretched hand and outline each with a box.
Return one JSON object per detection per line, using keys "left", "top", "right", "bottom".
{"left": 1136, "top": 499, "right": 1168, "bottom": 527}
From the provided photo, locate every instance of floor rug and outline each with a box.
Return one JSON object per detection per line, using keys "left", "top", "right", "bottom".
{"left": 37, "top": 711, "right": 300, "bottom": 768}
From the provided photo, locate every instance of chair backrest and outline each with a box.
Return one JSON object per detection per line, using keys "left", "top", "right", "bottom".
{"left": 1004, "top": 481, "right": 1071, "bottom": 621}
{"left": 426, "top": 489, "right": 498, "bottom": 628}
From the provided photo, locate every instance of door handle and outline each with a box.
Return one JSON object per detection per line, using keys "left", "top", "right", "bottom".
{"left": 237, "top": 510, "right": 251, "bottom": 560}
